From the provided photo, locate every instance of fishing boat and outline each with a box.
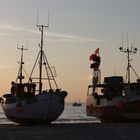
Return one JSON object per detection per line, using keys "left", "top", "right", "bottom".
{"left": 72, "top": 102, "right": 82, "bottom": 107}
{"left": 0, "top": 24, "right": 68, "bottom": 124}
{"left": 73, "top": 99, "right": 82, "bottom": 107}
{"left": 86, "top": 46, "right": 140, "bottom": 122}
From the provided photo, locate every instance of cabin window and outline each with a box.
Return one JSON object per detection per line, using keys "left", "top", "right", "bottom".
{"left": 87, "top": 87, "right": 93, "bottom": 95}
{"left": 24, "top": 86, "right": 28, "bottom": 93}
{"left": 30, "top": 86, "right": 35, "bottom": 94}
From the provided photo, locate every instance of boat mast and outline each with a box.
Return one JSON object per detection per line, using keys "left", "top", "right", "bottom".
{"left": 29, "top": 13, "right": 59, "bottom": 94}
{"left": 37, "top": 24, "right": 49, "bottom": 94}
{"left": 17, "top": 46, "right": 27, "bottom": 84}
{"left": 119, "top": 39, "right": 137, "bottom": 83}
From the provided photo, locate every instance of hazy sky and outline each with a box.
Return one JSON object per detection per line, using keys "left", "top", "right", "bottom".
{"left": 0, "top": 0, "right": 140, "bottom": 103}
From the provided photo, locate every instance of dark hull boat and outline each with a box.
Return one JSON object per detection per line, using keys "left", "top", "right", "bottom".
{"left": 86, "top": 47, "right": 140, "bottom": 122}
{"left": 72, "top": 102, "right": 82, "bottom": 107}
{"left": 0, "top": 24, "right": 67, "bottom": 125}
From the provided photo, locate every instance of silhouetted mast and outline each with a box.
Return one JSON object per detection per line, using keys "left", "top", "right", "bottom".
{"left": 28, "top": 12, "right": 59, "bottom": 94}
{"left": 17, "top": 46, "right": 28, "bottom": 84}
{"left": 119, "top": 35, "right": 138, "bottom": 83}
{"left": 37, "top": 24, "right": 49, "bottom": 94}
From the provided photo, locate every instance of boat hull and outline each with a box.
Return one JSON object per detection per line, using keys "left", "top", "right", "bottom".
{"left": 86, "top": 95, "right": 140, "bottom": 122}
{"left": 1, "top": 92, "right": 67, "bottom": 124}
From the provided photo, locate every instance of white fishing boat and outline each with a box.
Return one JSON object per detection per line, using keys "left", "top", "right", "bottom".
{"left": 0, "top": 24, "right": 68, "bottom": 124}
{"left": 86, "top": 46, "right": 140, "bottom": 122}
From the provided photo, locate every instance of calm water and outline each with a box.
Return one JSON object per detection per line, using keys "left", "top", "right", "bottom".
{"left": 0, "top": 103, "right": 100, "bottom": 124}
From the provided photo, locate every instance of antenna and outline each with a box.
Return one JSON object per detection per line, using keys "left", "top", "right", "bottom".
{"left": 127, "top": 32, "right": 129, "bottom": 48}
{"left": 17, "top": 37, "right": 28, "bottom": 50}
{"left": 119, "top": 35, "right": 138, "bottom": 83}
{"left": 36, "top": 10, "right": 49, "bottom": 28}
{"left": 17, "top": 45, "right": 28, "bottom": 51}
{"left": 36, "top": 10, "right": 39, "bottom": 27}
{"left": 121, "top": 33, "right": 124, "bottom": 49}
{"left": 133, "top": 35, "right": 135, "bottom": 48}
{"left": 17, "top": 36, "right": 19, "bottom": 49}
{"left": 48, "top": 11, "right": 50, "bottom": 28}
{"left": 26, "top": 36, "right": 29, "bottom": 50}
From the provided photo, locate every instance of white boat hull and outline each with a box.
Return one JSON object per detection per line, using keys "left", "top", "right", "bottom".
{"left": 1, "top": 92, "right": 66, "bottom": 124}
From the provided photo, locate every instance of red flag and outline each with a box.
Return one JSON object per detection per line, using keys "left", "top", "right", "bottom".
{"left": 89, "top": 53, "right": 97, "bottom": 61}
{"left": 89, "top": 54, "right": 93, "bottom": 61}
{"left": 95, "top": 48, "right": 99, "bottom": 54}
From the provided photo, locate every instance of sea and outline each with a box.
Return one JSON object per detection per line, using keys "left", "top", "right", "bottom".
{"left": 0, "top": 103, "right": 100, "bottom": 124}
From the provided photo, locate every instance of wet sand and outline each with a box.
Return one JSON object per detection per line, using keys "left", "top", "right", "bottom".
{"left": 0, "top": 123, "right": 140, "bottom": 140}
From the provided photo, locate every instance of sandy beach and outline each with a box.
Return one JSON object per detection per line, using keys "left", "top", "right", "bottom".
{"left": 0, "top": 123, "right": 140, "bottom": 140}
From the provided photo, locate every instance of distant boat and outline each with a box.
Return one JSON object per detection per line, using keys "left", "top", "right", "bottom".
{"left": 73, "top": 102, "right": 82, "bottom": 107}
{"left": 86, "top": 47, "right": 140, "bottom": 122}
{"left": 0, "top": 24, "right": 68, "bottom": 125}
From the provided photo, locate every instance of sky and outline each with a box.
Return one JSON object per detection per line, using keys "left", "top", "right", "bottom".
{"left": 0, "top": 0, "right": 140, "bottom": 103}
